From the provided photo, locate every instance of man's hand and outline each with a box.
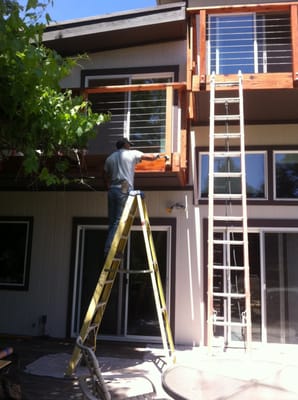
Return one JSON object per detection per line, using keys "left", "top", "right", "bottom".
{"left": 154, "top": 153, "right": 169, "bottom": 161}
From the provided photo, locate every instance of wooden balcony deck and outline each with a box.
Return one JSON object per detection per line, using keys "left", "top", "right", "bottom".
{"left": 0, "top": 153, "right": 187, "bottom": 191}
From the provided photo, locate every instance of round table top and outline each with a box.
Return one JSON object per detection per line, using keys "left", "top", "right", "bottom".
{"left": 161, "top": 364, "right": 298, "bottom": 400}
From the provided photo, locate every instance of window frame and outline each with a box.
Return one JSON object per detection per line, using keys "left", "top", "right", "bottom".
{"left": 197, "top": 145, "right": 298, "bottom": 205}
{"left": 0, "top": 217, "right": 33, "bottom": 291}
{"left": 273, "top": 150, "right": 298, "bottom": 201}
{"left": 198, "top": 149, "right": 267, "bottom": 201}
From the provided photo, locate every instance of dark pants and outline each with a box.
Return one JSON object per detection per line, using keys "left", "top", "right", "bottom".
{"left": 104, "top": 187, "right": 128, "bottom": 256}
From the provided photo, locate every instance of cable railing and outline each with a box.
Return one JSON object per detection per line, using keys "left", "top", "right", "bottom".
{"left": 207, "top": 13, "right": 292, "bottom": 74}
{"left": 86, "top": 82, "right": 186, "bottom": 155}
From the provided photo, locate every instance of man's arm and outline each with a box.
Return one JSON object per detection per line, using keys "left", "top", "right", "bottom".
{"left": 141, "top": 153, "right": 169, "bottom": 161}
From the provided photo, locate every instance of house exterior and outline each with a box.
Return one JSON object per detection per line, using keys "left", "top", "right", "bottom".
{"left": 1, "top": 0, "right": 298, "bottom": 348}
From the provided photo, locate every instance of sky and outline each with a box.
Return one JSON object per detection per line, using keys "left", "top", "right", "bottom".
{"left": 20, "top": 0, "right": 157, "bottom": 22}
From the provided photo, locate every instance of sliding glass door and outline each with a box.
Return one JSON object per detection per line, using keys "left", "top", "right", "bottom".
{"left": 265, "top": 232, "right": 298, "bottom": 344}
{"left": 71, "top": 224, "right": 171, "bottom": 341}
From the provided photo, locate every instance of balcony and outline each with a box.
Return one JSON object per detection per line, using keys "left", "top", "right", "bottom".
{"left": 0, "top": 82, "right": 188, "bottom": 190}
{"left": 187, "top": 2, "right": 298, "bottom": 124}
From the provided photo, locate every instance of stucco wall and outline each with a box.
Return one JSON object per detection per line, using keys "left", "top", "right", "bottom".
{"left": 194, "top": 124, "right": 298, "bottom": 147}
{"left": 0, "top": 190, "right": 200, "bottom": 345}
{"left": 60, "top": 40, "right": 187, "bottom": 88}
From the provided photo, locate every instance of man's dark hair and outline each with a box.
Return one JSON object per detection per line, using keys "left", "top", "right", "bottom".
{"left": 116, "top": 138, "right": 134, "bottom": 149}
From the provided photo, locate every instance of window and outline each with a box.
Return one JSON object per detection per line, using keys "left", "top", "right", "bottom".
{"left": 199, "top": 152, "right": 266, "bottom": 199}
{"left": 84, "top": 71, "right": 175, "bottom": 154}
{"left": 0, "top": 217, "right": 33, "bottom": 290}
{"left": 274, "top": 152, "right": 298, "bottom": 200}
{"left": 207, "top": 13, "right": 291, "bottom": 74}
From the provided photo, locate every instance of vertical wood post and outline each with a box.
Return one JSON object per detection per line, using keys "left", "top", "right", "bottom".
{"left": 291, "top": 5, "right": 298, "bottom": 84}
{"left": 165, "top": 86, "right": 173, "bottom": 156}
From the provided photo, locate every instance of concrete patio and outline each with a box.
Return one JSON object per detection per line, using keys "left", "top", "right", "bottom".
{"left": 1, "top": 336, "right": 298, "bottom": 399}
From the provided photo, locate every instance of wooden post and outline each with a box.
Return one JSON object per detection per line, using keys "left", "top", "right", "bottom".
{"left": 199, "top": 10, "right": 207, "bottom": 88}
{"left": 165, "top": 86, "right": 173, "bottom": 156}
{"left": 291, "top": 4, "right": 298, "bottom": 84}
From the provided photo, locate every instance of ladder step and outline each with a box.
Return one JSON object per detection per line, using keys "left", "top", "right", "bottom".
{"left": 213, "top": 151, "right": 241, "bottom": 157}
{"left": 214, "top": 133, "right": 241, "bottom": 139}
{"left": 213, "top": 265, "right": 245, "bottom": 271}
{"left": 213, "top": 292, "right": 246, "bottom": 299}
{"left": 214, "top": 97, "right": 240, "bottom": 104}
{"left": 213, "top": 239, "right": 244, "bottom": 245}
{"left": 213, "top": 321, "right": 247, "bottom": 327}
{"left": 213, "top": 172, "right": 242, "bottom": 178}
{"left": 95, "top": 301, "right": 107, "bottom": 310}
{"left": 214, "top": 80, "right": 239, "bottom": 87}
{"left": 213, "top": 193, "right": 243, "bottom": 200}
{"left": 214, "top": 115, "right": 240, "bottom": 121}
{"left": 213, "top": 216, "right": 243, "bottom": 222}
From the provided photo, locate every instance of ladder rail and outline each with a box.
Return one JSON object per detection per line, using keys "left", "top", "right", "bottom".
{"left": 207, "top": 72, "right": 216, "bottom": 351}
{"left": 238, "top": 72, "right": 252, "bottom": 349}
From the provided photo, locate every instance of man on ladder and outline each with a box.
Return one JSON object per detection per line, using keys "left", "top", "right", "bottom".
{"left": 103, "top": 137, "right": 163, "bottom": 258}
{"left": 65, "top": 138, "right": 174, "bottom": 377}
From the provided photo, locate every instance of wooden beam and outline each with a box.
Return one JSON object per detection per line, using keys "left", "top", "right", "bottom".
{"left": 187, "top": 3, "right": 294, "bottom": 14}
{"left": 84, "top": 82, "right": 186, "bottom": 94}
{"left": 204, "top": 73, "right": 294, "bottom": 90}
{"left": 165, "top": 86, "right": 173, "bottom": 156}
{"left": 187, "top": 16, "right": 193, "bottom": 91}
{"left": 291, "top": 4, "right": 298, "bottom": 84}
{"left": 179, "top": 90, "right": 188, "bottom": 171}
{"left": 199, "top": 10, "right": 207, "bottom": 88}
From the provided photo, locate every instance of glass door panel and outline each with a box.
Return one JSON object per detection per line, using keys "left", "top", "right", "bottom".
{"left": 212, "top": 231, "right": 261, "bottom": 342}
{"left": 265, "top": 233, "right": 298, "bottom": 344}
{"left": 126, "top": 230, "right": 168, "bottom": 337}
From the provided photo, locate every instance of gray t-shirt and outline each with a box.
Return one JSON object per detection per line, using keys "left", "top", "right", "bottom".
{"left": 104, "top": 149, "right": 143, "bottom": 191}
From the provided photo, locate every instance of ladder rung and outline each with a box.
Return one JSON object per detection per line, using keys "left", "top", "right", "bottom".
{"left": 95, "top": 301, "right": 107, "bottom": 310}
{"left": 213, "top": 193, "right": 243, "bottom": 200}
{"left": 214, "top": 80, "right": 239, "bottom": 87}
{"left": 214, "top": 97, "right": 240, "bottom": 104}
{"left": 213, "top": 216, "right": 243, "bottom": 222}
{"left": 104, "top": 279, "right": 114, "bottom": 285}
{"left": 213, "top": 292, "right": 246, "bottom": 298}
{"left": 213, "top": 321, "right": 247, "bottom": 327}
{"left": 213, "top": 151, "right": 241, "bottom": 157}
{"left": 214, "top": 115, "right": 240, "bottom": 121}
{"left": 87, "top": 324, "right": 99, "bottom": 334}
{"left": 213, "top": 265, "right": 245, "bottom": 271}
{"left": 213, "top": 239, "right": 244, "bottom": 245}
{"left": 214, "top": 133, "right": 241, "bottom": 139}
{"left": 213, "top": 172, "right": 242, "bottom": 178}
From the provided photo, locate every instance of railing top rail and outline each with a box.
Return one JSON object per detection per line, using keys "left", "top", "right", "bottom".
{"left": 84, "top": 82, "right": 186, "bottom": 94}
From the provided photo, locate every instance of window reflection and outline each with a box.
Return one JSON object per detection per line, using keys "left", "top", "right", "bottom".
{"left": 275, "top": 152, "right": 298, "bottom": 199}
{"left": 200, "top": 152, "right": 266, "bottom": 198}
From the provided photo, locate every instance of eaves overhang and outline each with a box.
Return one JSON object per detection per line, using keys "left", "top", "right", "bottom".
{"left": 43, "top": 2, "right": 187, "bottom": 56}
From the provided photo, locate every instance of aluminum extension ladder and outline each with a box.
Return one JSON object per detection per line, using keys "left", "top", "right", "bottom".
{"left": 207, "top": 71, "right": 252, "bottom": 351}
{"left": 65, "top": 191, "right": 175, "bottom": 376}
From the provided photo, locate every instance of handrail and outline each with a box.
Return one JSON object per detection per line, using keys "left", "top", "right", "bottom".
{"left": 83, "top": 82, "right": 186, "bottom": 94}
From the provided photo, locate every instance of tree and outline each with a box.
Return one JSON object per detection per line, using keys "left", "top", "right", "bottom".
{"left": 0, "top": 0, "right": 109, "bottom": 185}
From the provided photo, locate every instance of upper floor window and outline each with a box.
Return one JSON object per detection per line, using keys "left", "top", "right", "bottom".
{"left": 207, "top": 12, "right": 291, "bottom": 74}
{"left": 84, "top": 71, "right": 175, "bottom": 154}
{"left": 199, "top": 151, "right": 266, "bottom": 199}
{"left": 274, "top": 152, "right": 298, "bottom": 200}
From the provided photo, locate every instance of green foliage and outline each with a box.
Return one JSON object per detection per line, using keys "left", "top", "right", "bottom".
{"left": 0, "top": 0, "right": 109, "bottom": 185}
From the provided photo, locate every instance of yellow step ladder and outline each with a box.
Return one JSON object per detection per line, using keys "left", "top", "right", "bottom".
{"left": 65, "top": 191, "right": 175, "bottom": 376}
